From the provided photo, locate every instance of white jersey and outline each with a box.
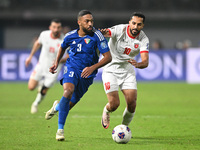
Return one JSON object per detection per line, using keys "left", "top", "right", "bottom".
{"left": 37, "top": 30, "right": 64, "bottom": 70}
{"left": 104, "top": 24, "right": 149, "bottom": 73}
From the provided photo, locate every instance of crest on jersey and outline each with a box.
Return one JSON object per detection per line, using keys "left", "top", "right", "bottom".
{"left": 84, "top": 38, "right": 91, "bottom": 44}
{"left": 100, "top": 41, "right": 108, "bottom": 49}
{"left": 134, "top": 43, "right": 139, "bottom": 49}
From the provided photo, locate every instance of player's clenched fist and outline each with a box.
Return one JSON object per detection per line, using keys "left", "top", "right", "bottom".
{"left": 49, "top": 64, "right": 58, "bottom": 74}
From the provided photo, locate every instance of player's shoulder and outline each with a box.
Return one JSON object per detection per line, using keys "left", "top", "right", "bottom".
{"left": 92, "top": 28, "right": 105, "bottom": 41}
{"left": 40, "top": 30, "right": 51, "bottom": 36}
{"left": 64, "top": 29, "right": 77, "bottom": 38}
{"left": 111, "top": 24, "right": 127, "bottom": 30}
{"left": 138, "top": 30, "right": 149, "bottom": 41}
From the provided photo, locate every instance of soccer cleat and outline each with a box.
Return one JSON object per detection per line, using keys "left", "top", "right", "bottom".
{"left": 101, "top": 110, "right": 110, "bottom": 129}
{"left": 56, "top": 129, "right": 65, "bottom": 141}
{"left": 45, "top": 100, "right": 59, "bottom": 120}
{"left": 31, "top": 104, "right": 38, "bottom": 114}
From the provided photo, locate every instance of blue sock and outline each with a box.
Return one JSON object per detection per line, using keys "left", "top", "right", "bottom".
{"left": 58, "top": 96, "right": 70, "bottom": 129}
{"left": 55, "top": 103, "right": 59, "bottom": 111}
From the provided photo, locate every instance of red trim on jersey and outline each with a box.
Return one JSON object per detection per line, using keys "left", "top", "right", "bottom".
{"left": 107, "top": 28, "right": 111, "bottom": 37}
{"left": 127, "top": 25, "right": 140, "bottom": 39}
{"left": 140, "top": 51, "right": 149, "bottom": 53}
{"left": 50, "top": 32, "right": 60, "bottom": 39}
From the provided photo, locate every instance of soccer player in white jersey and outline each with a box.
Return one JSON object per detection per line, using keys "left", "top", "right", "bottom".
{"left": 100, "top": 12, "right": 149, "bottom": 129}
{"left": 25, "top": 19, "right": 68, "bottom": 114}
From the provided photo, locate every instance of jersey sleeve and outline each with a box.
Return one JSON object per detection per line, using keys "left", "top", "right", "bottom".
{"left": 37, "top": 31, "right": 44, "bottom": 44}
{"left": 61, "top": 35, "right": 70, "bottom": 50}
{"left": 95, "top": 30, "right": 110, "bottom": 54}
{"left": 108, "top": 25, "right": 118, "bottom": 38}
{"left": 140, "top": 36, "right": 149, "bottom": 53}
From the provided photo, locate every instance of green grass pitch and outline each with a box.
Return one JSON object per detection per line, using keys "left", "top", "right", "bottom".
{"left": 0, "top": 82, "right": 200, "bottom": 150}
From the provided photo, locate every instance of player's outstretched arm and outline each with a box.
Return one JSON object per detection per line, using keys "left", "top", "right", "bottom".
{"left": 81, "top": 51, "right": 112, "bottom": 78}
{"left": 49, "top": 46, "right": 66, "bottom": 74}
{"left": 128, "top": 52, "right": 149, "bottom": 69}
{"left": 59, "top": 53, "right": 69, "bottom": 64}
{"left": 25, "top": 39, "right": 41, "bottom": 67}
{"left": 99, "top": 28, "right": 111, "bottom": 37}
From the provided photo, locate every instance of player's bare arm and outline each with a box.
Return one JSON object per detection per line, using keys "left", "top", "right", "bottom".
{"left": 49, "top": 46, "right": 66, "bottom": 74}
{"left": 59, "top": 53, "right": 69, "bottom": 63}
{"left": 81, "top": 51, "right": 112, "bottom": 78}
{"left": 100, "top": 28, "right": 111, "bottom": 37}
{"left": 128, "top": 52, "right": 149, "bottom": 69}
{"left": 25, "top": 39, "right": 41, "bottom": 67}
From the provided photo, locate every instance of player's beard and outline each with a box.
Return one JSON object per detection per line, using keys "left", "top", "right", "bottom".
{"left": 82, "top": 26, "right": 93, "bottom": 35}
{"left": 52, "top": 31, "right": 60, "bottom": 38}
{"left": 130, "top": 28, "right": 140, "bottom": 36}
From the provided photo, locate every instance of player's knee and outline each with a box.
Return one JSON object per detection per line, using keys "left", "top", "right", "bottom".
{"left": 63, "top": 88, "right": 74, "bottom": 99}
{"left": 28, "top": 85, "right": 35, "bottom": 91}
{"left": 40, "top": 86, "right": 48, "bottom": 95}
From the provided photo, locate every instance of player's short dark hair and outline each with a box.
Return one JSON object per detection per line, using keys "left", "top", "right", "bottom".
{"left": 77, "top": 10, "right": 92, "bottom": 20}
{"left": 130, "top": 12, "right": 145, "bottom": 23}
{"left": 51, "top": 18, "right": 62, "bottom": 24}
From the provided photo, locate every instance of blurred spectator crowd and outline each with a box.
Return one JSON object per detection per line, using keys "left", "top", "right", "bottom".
{"left": 0, "top": 0, "right": 200, "bottom": 12}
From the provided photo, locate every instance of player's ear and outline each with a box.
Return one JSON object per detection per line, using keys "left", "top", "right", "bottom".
{"left": 142, "top": 23, "right": 145, "bottom": 28}
{"left": 77, "top": 20, "right": 81, "bottom": 26}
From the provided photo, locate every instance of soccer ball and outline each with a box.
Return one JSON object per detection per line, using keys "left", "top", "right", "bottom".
{"left": 112, "top": 124, "right": 132, "bottom": 144}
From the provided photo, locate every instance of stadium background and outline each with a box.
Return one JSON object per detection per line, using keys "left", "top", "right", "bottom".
{"left": 0, "top": 0, "right": 200, "bottom": 83}
{"left": 0, "top": 1, "right": 200, "bottom": 149}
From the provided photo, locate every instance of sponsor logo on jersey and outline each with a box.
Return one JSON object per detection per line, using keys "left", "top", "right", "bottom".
{"left": 84, "top": 38, "right": 91, "bottom": 44}
{"left": 134, "top": 43, "right": 139, "bottom": 49}
{"left": 100, "top": 41, "right": 108, "bottom": 49}
{"left": 72, "top": 41, "right": 76, "bottom": 44}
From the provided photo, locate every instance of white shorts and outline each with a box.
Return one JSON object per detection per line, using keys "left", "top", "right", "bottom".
{"left": 102, "top": 70, "right": 137, "bottom": 94}
{"left": 30, "top": 63, "right": 62, "bottom": 88}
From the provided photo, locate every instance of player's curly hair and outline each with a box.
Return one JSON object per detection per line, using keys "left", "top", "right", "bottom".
{"left": 130, "top": 12, "right": 145, "bottom": 23}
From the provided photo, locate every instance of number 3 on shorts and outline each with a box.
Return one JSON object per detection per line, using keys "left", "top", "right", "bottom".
{"left": 69, "top": 71, "right": 74, "bottom": 77}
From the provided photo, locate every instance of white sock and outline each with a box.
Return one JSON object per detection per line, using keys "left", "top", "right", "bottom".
{"left": 33, "top": 93, "right": 45, "bottom": 106}
{"left": 104, "top": 103, "right": 110, "bottom": 113}
{"left": 122, "top": 107, "right": 135, "bottom": 126}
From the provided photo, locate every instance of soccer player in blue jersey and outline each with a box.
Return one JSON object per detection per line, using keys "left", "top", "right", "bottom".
{"left": 45, "top": 10, "right": 111, "bottom": 141}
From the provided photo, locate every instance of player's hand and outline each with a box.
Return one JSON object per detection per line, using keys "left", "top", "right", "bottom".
{"left": 49, "top": 64, "right": 58, "bottom": 74}
{"left": 81, "top": 66, "right": 94, "bottom": 78}
{"left": 99, "top": 28, "right": 108, "bottom": 35}
{"left": 128, "top": 59, "right": 138, "bottom": 68}
{"left": 25, "top": 57, "right": 32, "bottom": 67}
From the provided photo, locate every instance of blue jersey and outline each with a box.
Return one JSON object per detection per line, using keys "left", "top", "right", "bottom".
{"left": 61, "top": 28, "right": 110, "bottom": 77}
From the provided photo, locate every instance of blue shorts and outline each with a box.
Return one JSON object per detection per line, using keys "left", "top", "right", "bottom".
{"left": 60, "top": 66, "right": 94, "bottom": 104}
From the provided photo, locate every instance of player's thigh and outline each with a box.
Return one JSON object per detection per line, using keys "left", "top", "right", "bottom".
{"left": 122, "top": 89, "right": 137, "bottom": 104}
{"left": 102, "top": 71, "right": 119, "bottom": 94}
{"left": 106, "top": 91, "right": 120, "bottom": 107}
{"left": 28, "top": 78, "right": 39, "bottom": 90}
{"left": 44, "top": 73, "right": 59, "bottom": 88}
{"left": 29, "top": 64, "right": 43, "bottom": 89}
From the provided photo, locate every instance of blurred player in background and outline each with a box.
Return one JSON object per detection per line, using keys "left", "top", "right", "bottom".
{"left": 100, "top": 12, "right": 149, "bottom": 129}
{"left": 25, "top": 19, "right": 68, "bottom": 114}
{"left": 45, "top": 10, "right": 111, "bottom": 141}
